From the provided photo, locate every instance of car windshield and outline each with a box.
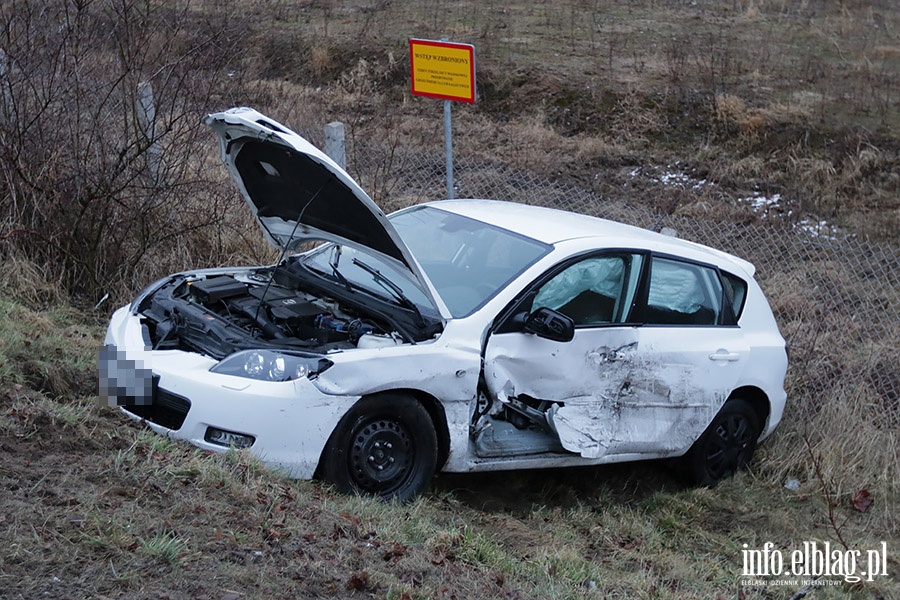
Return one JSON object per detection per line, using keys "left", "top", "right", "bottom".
{"left": 390, "top": 206, "right": 551, "bottom": 317}
{"left": 301, "top": 206, "right": 550, "bottom": 318}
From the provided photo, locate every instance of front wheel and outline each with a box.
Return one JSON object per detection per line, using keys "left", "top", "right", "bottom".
{"left": 320, "top": 394, "right": 438, "bottom": 502}
{"left": 682, "top": 398, "right": 761, "bottom": 486}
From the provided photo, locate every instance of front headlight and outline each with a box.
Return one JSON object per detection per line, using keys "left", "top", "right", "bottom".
{"left": 210, "top": 349, "right": 332, "bottom": 382}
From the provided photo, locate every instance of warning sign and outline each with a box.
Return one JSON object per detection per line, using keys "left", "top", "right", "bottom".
{"left": 409, "top": 39, "right": 476, "bottom": 103}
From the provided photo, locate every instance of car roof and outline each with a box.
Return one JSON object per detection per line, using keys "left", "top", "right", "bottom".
{"left": 424, "top": 199, "right": 756, "bottom": 277}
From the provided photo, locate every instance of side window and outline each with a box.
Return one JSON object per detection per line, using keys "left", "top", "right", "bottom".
{"left": 531, "top": 254, "right": 643, "bottom": 326}
{"left": 721, "top": 271, "right": 748, "bottom": 321}
{"left": 643, "top": 257, "right": 723, "bottom": 326}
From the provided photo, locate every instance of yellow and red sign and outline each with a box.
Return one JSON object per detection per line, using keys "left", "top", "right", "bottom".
{"left": 409, "top": 39, "right": 476, "bottom": 103}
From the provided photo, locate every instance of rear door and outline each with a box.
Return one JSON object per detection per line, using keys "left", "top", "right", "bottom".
{"left": 609, "top": 255, "right": 749, "bottom": 454}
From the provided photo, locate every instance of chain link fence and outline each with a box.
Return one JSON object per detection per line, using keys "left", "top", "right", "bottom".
{"left": 338, "top": 139, "right": 899, "bottom": 436}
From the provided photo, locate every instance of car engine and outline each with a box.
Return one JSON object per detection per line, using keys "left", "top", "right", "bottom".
{"left": 135, "top": 267, "right": 416, "bottom": 360}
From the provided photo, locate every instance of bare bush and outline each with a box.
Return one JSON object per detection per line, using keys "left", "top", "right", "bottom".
{"left": 0, "top": 0, "right": 254, "bottom": 301}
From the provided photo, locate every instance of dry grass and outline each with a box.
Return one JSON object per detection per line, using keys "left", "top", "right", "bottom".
{"left": 226, "top": 0, "right": 898, "bottom": 244}
{"left": 6, "top": 0, "right": 897, "bottom": 305}
{"left": 2, "top": 371, "right": 896, "bottom": 599}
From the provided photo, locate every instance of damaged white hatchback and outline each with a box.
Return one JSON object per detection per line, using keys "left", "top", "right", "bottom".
{"left": 101, "top": 107, "right": 788, "bottom": 501}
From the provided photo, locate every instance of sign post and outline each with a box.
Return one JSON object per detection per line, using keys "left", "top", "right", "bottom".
{"left": 409, "top": 38, "right": 476, "bottom": 200}
{"left": 444, "top": 99, "right": 453, "bottom": 199}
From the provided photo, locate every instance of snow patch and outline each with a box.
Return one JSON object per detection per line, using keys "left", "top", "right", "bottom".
{"left": 628, "top": 163, "right": 710, "bottom": 191}
{"left": 626, "top": 164, "right": 846, "bottom": 240}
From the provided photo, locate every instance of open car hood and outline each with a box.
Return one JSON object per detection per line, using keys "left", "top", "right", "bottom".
{"left": 204, "top": 108, "right": 450, "bottom": 320}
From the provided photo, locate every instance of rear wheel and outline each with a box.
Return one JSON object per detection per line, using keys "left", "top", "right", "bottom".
{"left": 320, "top": 394, "right": 437, "bottom": 502}
{"left": 683, "top": 398, "right": 761, "bottom": 486}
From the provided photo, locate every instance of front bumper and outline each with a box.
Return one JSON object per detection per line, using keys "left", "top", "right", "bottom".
{"left": 100, "top": 305, "right": 359, "bottom": 479}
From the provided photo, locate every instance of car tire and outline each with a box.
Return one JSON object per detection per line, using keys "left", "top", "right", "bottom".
{"left": 320, "top": 394, "right": 438, "bottom": 502}
{"left": 682, "top": 398, "right": 761, "bottom": 486}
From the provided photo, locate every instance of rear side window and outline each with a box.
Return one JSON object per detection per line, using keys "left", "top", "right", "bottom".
{"left": 721, "top": 271, "right": 748, "bottom": 321}
{"left": 643, "top": 257, "right": 723, "bottom": 326}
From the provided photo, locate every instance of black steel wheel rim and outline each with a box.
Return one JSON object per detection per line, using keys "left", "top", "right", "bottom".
{"left": 704, "top": 414, "right": 753, "bottom": 480}
{"left": 349, "top": 418, "right": 413, "bottom": 493}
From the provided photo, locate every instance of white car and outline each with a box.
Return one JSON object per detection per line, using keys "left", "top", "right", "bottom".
{"left": 100, "top": 108, "right": 788, "bottom": 501}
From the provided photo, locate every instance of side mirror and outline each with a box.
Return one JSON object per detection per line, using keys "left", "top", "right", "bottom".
{"left": 522, "top": 307, "right": 575, "bottom": 342}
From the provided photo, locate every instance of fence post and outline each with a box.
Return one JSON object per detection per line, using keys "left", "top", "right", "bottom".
{"left": 0, "top": 48, "right": 11, "bottom": 123}
{"left": 324, "top": 121, "right": 346, "bottom": 170}
{"left": 136, "top": 81, "right": 161, "bottom": 179}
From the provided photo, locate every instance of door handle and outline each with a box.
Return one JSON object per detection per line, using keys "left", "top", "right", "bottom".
{"left": 709, "top": 351, "right": 741, "bottom": 362}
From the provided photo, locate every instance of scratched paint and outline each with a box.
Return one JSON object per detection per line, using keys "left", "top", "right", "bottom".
{"left": 313, "top": 343, "right": 479, "bottom": 401}
{"left": 482, "top": 324, "right": 745, "bottom": 459}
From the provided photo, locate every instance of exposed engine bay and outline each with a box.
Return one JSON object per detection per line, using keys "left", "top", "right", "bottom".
{"left": 135, "top": 261, "right": 441, "bottom": 361}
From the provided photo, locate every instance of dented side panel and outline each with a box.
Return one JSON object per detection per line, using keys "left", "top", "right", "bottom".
{"left": 484, "top": 328, "right": 638, "bottom": 458}
{"left": 311, "top": 332, "right": 482, "bottom": 469}
{"left": 484, "top": 324, "right": 749, "bottom": 459}
{"left": 312, "top": 342, "right": 479, "bottom": 401}
{"left": 621, "top": 326, "right": 750, "bottom": 454}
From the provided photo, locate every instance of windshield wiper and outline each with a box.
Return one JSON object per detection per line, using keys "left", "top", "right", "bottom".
{"left": 329, "top": 245, "right": 354, "bottom": 292}
{"left": 351, "top": 257, "right": 425, "bottom": 327}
